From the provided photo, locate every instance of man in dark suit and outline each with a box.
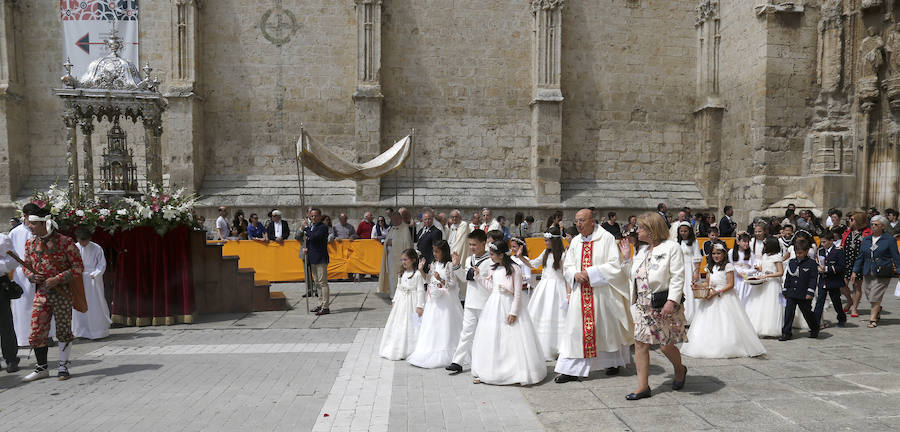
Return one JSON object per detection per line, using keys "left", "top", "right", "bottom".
{"left": 814, "top": 231, "right": 846, "bottom": 327}
{"left": 266, "top": 210, "right": 290, "bottom": 244}
{"left": 718, "top": 205, "right": 737, "bottom": 237}
{"left": 657, "top": 203, "right": 669, "bottom": 228}
{"left": 415, "top": 210, "right": 442, "bottom": 268}
{"left": 302, "top": 208, "right": 331, "bottom": 315}
{"left": 780, "top": 237, "right": 820, "bottom": 340}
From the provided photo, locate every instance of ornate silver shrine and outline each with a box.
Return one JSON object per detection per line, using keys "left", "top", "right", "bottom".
{"left": 53, "top": 29, "right": 166, "bottom": 205}
{"left": 97, "top": 117, "right": 141, "bottom": 202}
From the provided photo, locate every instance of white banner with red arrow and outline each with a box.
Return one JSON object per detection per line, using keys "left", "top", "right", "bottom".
{"left": 60, "top": 0, "right": 139, "bottom": 78}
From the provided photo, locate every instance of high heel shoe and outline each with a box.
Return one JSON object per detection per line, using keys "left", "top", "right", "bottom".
{"left": 625, "top": 388, "right": 651, "bottom": 400}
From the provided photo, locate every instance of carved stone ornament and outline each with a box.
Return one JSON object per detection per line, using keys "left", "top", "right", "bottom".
{"left": 755, "top": 2, "right": 804, "bottom": 16}
{"left": 861, "top": 0, "right": 883, "bottom": 10}
{"left": 531, "top": 0, "right": 564, "bottom": 14}
{"left": 696, "top": 0, "right": 719, "bottom": 25}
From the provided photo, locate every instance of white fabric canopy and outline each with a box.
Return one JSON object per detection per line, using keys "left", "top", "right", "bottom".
{"left": 296, "top": 132, "right": 411, "bottom": 181}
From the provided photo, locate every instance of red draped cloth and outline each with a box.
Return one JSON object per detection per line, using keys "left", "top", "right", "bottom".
{"left": 85, "top": 226, "right": 195, "bottom": 326}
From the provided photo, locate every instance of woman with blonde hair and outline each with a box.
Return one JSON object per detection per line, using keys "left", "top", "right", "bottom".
{"left": 622, "top": 212, "right": 688, "bottom": 400}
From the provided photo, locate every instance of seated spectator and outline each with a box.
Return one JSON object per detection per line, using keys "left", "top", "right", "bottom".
{"left": 622, "top": 215, "right": 637, "bottom": 236}
{"left": 266, "top": 210, "right": 290, "bottom": 244}
{"left": 333, "top": 213, "right": 358, "bottom": 240}
{"left": 247, "top": 213, "right": 266, "bottom": 241}
{"left": 226, "top": 227, "right": 242, "bottom": 241}
{"left": 232, "top": 210, "right": 249, "bottom": 240}
{"left": 357, "top": 212, "right": 376, "bottom": 239}
{"left": 322, "top": 215, "right": 337, "bottom": 242}
{"left": 601, "top": 211, "right": 623, "bottom": 239}
{"left": 885, "top": 208, "right": 900, "bottom": 238}
{"left": 372, "top": 216, "right": 389, "bottom": 242}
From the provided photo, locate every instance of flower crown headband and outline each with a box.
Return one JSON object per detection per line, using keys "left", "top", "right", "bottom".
{"left": 543, "top": 232, "right": 562, "bottom": 239}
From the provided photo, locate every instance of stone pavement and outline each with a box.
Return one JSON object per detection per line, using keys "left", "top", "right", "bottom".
{"left": 0, "top": 280, "right": 899, "bottom": 432}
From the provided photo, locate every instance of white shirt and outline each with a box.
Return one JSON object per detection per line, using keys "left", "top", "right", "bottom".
{"left": 216, "top": 216, "right": 229, "bottom": 237}
{"left": 0, "top": 233, "right": 16, "bottom": 274}
{"left": 448, "top": 223, "right": 460, "bottom": 245}
{"left": 871, "top": 235, "right": 881, "bottom": 252}
{"left": 274, "top": 221, "right": 283, "bottom": 239}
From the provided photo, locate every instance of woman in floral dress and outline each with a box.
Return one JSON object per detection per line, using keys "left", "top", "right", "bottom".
{"left": 624, "top": 212, "right": 688, "bottom": 401}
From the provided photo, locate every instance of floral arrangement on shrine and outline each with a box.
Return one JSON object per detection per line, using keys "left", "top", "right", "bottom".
{"left": 28, "top": 184, "right": 200, "bottom": 235}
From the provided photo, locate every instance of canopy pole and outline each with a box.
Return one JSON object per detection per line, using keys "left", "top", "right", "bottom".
{"left": 296, "top": 124, "right": 311, "bottom": 315}
{"left": 411, "top": 129, "right": 416, "bottom": 210}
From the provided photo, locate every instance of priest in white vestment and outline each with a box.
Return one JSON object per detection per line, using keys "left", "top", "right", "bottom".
{"left": 446, "top": 210, "right": 472, "bottom": 301}
{"left": 555, "top": 209, "right": 634, "bottom": 383}
{"left": 378, "top": 212, "right": 413, "bottom": 298}
{"left": 72, "top": 231, "right": 111, "bottom": 339}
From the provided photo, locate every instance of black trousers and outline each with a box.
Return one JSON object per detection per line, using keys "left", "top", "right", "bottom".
{"left": 782, "top": 297, "right": 818, "bottom": 337}
{"left": 814, "top": 286, "right": 846, "bottom": 325}
{"left": 0, "top": 289, "right": 18, "bottom": 363}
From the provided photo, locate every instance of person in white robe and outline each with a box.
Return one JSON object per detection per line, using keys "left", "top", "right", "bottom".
{"left": 407, "top": 241, "right": 464, "bottom": 368}
{"left": 446, "top": 229, "right": 493, "bottom": 373}
{"left": 72, "top": 229, "right": 111, "bottom": 339}
{"left": 446, "top": 210, "right": 472, "bottom": 301}
{"left": 378, "top": 212, "right": 413, "bottom": 298}
{"left": 555, "top": 209, "right": 633, "bottom": 383}
{"left": 681, "top": 244, "right": 766, "bottom": 358}
{"left": 521, "top": 228, "right": 568, "bottom": 361}
{"left": 674, "top": 222, "right": 702, "bottom": 323}
{"left": 379, "top": 249, "right": 425, "bottom": 360}
{"left": 470, "top": 241, "right": 546, "bottom": 385}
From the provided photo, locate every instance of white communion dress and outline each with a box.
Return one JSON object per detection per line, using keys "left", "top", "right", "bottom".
{"left": 526, "top": 251, "right": 568, "bottom": 361}
{"left": 379, "top": 270, "right": 424, "bottom": 360}
{"left": 682, "top": 264, "right": 766, "bottom": 358}
{"left": 744, "top": 254, "right": 785, "bottom": 337}
{"left": 471, "top": 265, "right": 547, "bottom": 385}
{"left": 407, "top": 261, "right": 464, "bottom": 368}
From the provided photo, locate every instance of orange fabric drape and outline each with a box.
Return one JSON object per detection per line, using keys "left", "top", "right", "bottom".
{"left": 215, "top": 237, "right": 897, "bottom": 282}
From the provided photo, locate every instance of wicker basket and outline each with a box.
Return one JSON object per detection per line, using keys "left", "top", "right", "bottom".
{"left": 692, "top": 286, "right": 715, "bottom": 300}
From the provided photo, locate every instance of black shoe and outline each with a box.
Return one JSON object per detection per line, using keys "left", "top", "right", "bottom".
{"left": 302, "top": 292, "right": 310, "bottom": 298}
{"left": 836, "top": 321, "right": 846, "bottom": 328}
{"left": 445, "top": 363, "right": 462, "bottom": 373}
{"left": 554, "top": 374, "right": 579, "bottom": 383}
{"left": 311, "top": 306, "right": 322, "bottom": 313}
{"left": 808, "top": 330, "right": 819, "bottom": 339}
{"left": 778, "top": 334, "right": 791, "bottom": 341}
{"left": 673, "top": 366, "right": 687, "bottom": 390}
{"left": 625, "top": 388, "right": 651, "bottom": 400}
{"left": 5, "top": 359, "right": 19, "bottom": 373}
{"left": 605, "top": 367, "right": 620, "bottom": 376}
{"left": 315, "top": 308, "right": 330, "bottom": 316}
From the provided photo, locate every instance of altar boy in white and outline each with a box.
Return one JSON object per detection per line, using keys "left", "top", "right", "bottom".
{"left": 555, "top": 209, "right": 633, "bottom": 383}
{"left": 446, "top": 229, "right": 493, "bottom": 374}
{"left": 72, "top": 228, "right": 111, "bottom": 339}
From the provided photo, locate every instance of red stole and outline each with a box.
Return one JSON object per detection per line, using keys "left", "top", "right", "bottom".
{"left": 580, "top": 240, "right": 597, "bottom": 358}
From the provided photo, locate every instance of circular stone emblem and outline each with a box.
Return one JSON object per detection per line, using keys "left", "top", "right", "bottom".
{"left": 260, "top": 7, "right": 299, "bottom": 47}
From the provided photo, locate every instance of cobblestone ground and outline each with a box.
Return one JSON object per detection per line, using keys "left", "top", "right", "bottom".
{"left": 1, "top": 280, "right": 899, "bottom": 432}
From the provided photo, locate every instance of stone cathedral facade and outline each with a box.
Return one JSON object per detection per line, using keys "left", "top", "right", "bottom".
{"left": 0, "top": 0, "right": 898, "bottom": 225}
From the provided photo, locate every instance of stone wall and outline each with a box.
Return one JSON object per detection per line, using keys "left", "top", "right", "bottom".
{"left": 1, "top": 1, "right": 898, "bottom": 230}
{"left": 560, "top": 0, "right": 699, "bottom": 182}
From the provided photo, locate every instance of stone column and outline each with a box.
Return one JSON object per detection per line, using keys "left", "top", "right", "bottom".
{"left": 144, "top": 116, "right": 164, "bottom": 189}
{"left": 80, "top": 117, "right": 95, "bottom": 202}
{"left": 353, "top": 0, "right": 383, "bottom": 204}
{"left": 64, "top": 109, "right": 79, "bottom": 204}
{"left": 694, "top": 0, "right": 724, "bottom": 205}
{"left": 164, "top": 0, "right": 204, "bottom": 192}
{"left": 530, "top": 0, "right": 564, "bottom": 204}
{"left": 0, "top": 0, "right": 26, "bottom": 204}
